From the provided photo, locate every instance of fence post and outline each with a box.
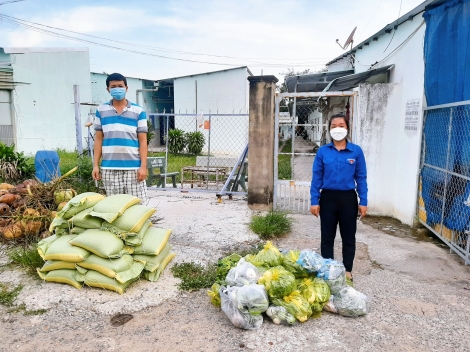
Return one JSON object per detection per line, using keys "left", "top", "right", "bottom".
{"left": 73, "top": 85, "right": 83, "bottom": 154}
{"left": 247, "top": 75, "right": 278, "bottom": 211}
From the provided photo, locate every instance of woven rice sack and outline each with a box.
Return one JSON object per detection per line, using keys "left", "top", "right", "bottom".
{"left": 133, "top": 227, "right": 171, "bottom": 256}
{"left": 89, "top": 194, "right": 140, "bottom": 223}
{"left": 142, "top": 252, "right": 176, "bottom": 282}
{"left": 133, "top": 243, "right": 172, "bottom": 272}
{"left": 69, "top": 229, "right": 133, "bottom": 258}
{"left": 56, "top": 192, "right": 105, "bottom": 220}
{"left": 39, "top": 260, "right": 76, "bottom": 272}
{"left": 69, "top": 208, "right": 103, "bottom": 229}
{"left": 49, "top": 217, "right": 69, "bottom": 233}
{"left": 101, "top": 204, "right": 155, "bottom": 236}
{"left": 38, "top": 234, "right": 90, "bottom": 262}
{"left": 76, "top": 254, "right": 145, "bottom": 284}
{"left": 102, "top": 219, "right": 151, "bottom": 247}
{"left": 70, "top": 227, "right": 86, "bottom": 234}
{"left": 76, "top": 269, "right": 137, "bottom": 295}
{"left": 37, "top": 269, "right": 82, "bottom": 289}
{"left": 37, "top": 234, "right": 58, "bottom": 257}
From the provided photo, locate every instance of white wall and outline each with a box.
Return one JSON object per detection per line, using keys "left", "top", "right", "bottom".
{"left": 10, "top": 49, "right": 92, "bottom": 155}
{"left": 353, "top": 15, "right": 426, "bottom": 225}
{"left": 173, "top": 67, "right": 250, "bottom": 156}
{"left": 327, "top": 55, "right": 354, "bottom": 73}
{"left": 90, "top": 72, "right": 145, "bottom": 106}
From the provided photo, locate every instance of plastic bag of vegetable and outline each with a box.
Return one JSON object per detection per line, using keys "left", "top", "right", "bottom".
{"left": 258, "top": 266, "right": 296, "bottom": 298}
{"left": 296, "top": 278, "right": 318, "bottom": 305}
{"left": 282, "top": 250, "right": 309, "bottom": 278}
{"left": 266, "top": 305, "right": 297, "bottom": 326}
{"left": 219, "top": 286, "right": 263, "bottom": 330}
{"left": 318, "top": 260, "right": 346, "bottom": 294}
{"left": 207, "top": 283, "right": 221, "bottom": 307}
{"left": 311, "top": 277, "right": 331, "bottom": 308}
{"left": 296, "top": 250, "right": 325, "bottom": 273}
{"left": 323, "top": 295, "right": 338, "bottom": 314}
{"left": 236, "top": 284, "right": 269, "bottom": 315}
{"left": 334, "top": 286, "right": 370, "bottom": 317}
{"left": 271, "top": 290, "right": 312, "bottom": 322}
{"left": 225, "top": 259, "right": 260, "bottom": 287}
{"left": 216, "top": 254, "right": 241, "bottom": 283}
{"left": 253, "top": 241, "right": 283, "bottom": 267}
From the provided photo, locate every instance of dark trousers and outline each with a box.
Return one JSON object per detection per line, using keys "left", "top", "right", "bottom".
{"left": 319, "top": 189, "right": 358, "bottom": 272}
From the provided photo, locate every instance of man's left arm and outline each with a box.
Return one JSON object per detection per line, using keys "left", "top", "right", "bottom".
{"left": 137, "top": 132, "right": 148, "bottom": 182}
{"left": 137, "top": 110, "right": 149, "bottom": 182}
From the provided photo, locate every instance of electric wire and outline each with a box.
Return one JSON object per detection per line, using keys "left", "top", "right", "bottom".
{"left": 0, "top": 14, "right": 332, "bottom": 67}
{"left": 0, "top": 0, "right": 25, "bottom": 5}
{"left": 383, "top": 0, "right": 403, "bottom": 53}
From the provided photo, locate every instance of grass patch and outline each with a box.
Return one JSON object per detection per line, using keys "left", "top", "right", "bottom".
{"left": 57, "top": 149, "right": 98, "bottom": 194}
{"left": 0, "top": 283, "right": 23, "bottom": 307}
{"left": 278, "top": 139, "right": 293, "bottom": 180}
{"left": 8, "top": 303, "right": 47, "bottom": 315}
{"left": 171, "top": 262, "right": 218, "bottom": 291}
{"left": 7, "top": 245, "right": 44, "bottom": 276}
{"left": 249, "top": 211, "right": 293, "bottom": 239}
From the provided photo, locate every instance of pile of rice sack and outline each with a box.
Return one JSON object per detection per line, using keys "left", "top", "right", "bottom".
{"left": 36, "top": 193, "right": 175, "bottom": 294}
{"left": 207, "top": 241, "right": 370, "bottom": 329}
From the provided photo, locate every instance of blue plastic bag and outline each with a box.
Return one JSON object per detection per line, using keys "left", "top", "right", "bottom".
{"left": 296, "top": 250, "right": 325, "bottom": 273}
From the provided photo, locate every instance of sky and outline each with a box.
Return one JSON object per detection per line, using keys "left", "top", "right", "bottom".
{"left": 0, "top": 0, "right": 425, "bottom": 81}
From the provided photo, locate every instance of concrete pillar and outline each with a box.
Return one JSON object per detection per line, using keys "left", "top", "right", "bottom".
{"left": 247, "top": 75, "right": 279, "bottom": 211}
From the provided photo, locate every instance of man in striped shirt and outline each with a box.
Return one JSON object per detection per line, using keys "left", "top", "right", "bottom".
{"left": 92, "top": 73, "right": 149, "bottom": 203}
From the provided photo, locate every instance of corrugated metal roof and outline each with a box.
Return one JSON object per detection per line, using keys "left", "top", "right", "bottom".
{"left": 326, "top": 0, "right": 440, "bottom": 66}
{"left": 156, "top": 66, "right": 253, "bottom": 84}
{"left": 285, "top": 69, "right": 354, "bottom": 93}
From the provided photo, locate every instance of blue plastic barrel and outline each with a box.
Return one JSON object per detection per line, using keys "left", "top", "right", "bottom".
{"left": 35, "top": 150, "right": 61, "bottom": 183}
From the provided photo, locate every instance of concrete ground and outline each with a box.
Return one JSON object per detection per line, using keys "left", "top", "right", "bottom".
{"left": 0, "top": 190, "right": 469, "bottom": 352}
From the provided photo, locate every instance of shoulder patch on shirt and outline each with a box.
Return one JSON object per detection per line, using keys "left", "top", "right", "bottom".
{"left": 347, "top": 159, "right": 356, "bottom": 164}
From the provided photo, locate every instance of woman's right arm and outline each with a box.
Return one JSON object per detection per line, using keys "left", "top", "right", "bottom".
{"left": 310, "top": 148, "right": 323, "bottom": 206}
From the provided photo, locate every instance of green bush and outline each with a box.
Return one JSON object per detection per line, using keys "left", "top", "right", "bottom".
{"left": 186, "top": 131, "right": 205, "bottom": 155}
{"left": 249, "top": 211, "right": 294, "bottom": 239}
{"left": 147, "top": 120, "right": 156, "bottom": 145}
{"left": 0, "top": 143, "right": 35, "bottom": 182}
{"left": 167, "top": 129, "right": 186, "bottom": 154}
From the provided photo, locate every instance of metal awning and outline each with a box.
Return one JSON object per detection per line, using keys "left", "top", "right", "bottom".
{"left": 285, "top": 69, "right": 354, "bottom": 93}
{"left": 324, "top": 65, "right": 395, "bottom": 91}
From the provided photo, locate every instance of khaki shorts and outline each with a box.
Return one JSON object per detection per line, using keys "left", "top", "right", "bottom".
{"left": 101, "top": 169, "right": 149, "bottom": 204}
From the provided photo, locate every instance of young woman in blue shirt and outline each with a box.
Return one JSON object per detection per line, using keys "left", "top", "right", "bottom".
{"left": 310, "top": 113, "right": 368, "bottom": 282}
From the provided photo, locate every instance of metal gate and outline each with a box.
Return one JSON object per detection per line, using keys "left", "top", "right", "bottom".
{"left": 273, "top": 91, "right": 356, "bottom": 213}
{"left": 147, "top": 112, "right": 249, "bottom": 197}
{"left": 418, "top": 100, "right": 470, "bottom": 265}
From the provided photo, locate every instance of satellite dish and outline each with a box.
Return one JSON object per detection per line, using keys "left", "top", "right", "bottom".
{"left": 336, "top": 27, "right": 357, "bottom": 50}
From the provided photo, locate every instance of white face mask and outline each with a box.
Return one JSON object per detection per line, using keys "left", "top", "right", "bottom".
{"left": 330, "top": 127, "right": 348, "bottom": 141}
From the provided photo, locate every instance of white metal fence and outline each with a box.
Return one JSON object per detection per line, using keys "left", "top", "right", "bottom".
{"left": 418, "top": 100, "right": 470, "bottom": 265}
{"left": 273, "top": 91, "right": 357, "bottom": 213}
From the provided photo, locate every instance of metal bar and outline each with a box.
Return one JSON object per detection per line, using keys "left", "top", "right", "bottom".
{"left": 422, "top": 164, "right": 470, "bottom": 182}
{"left": 218, "top": 144, "right": 248, "bottom": 196}
{"left": 423, "top": 99, "right": 470, "bottom": 111}
{"left": 206, "top": 114, "right": 211, "bottom": 190}
{"left": 439, "top": 107, "right": 454, "bottom": 246}
{"left": 273, "top": 95, "right": 280, "bottom": 210}
{"left": 147, "top": 186, "right": 247, "bottom": 196}
{"left": 277, "top": 91, "right": 357, "bottom": 99}
{"left": 278, "top": 152, "right": 316, "bottom": 156}
{"left": 164, "top": 115, "right": 169, "bottom": 187}
{"left": 73, "top": 85, "right": 83, "bottom": 154}
{"left": 149, "top": 113, "right": 248, "bottom": 117}
{"left": 291, "top": 90, "right": 297, "bottom": 180}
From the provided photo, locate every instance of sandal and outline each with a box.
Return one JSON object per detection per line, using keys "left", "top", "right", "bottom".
{"left": 345, "top": 273, "right": 354, "bottom": 287}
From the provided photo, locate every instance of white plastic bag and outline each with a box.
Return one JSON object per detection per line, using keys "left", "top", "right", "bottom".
{"left": 317, "top": 260, "right": 346, "bottom": 295}
{"left": 322, "top": 295, "right": 338, "bottom": 314}
{"left": 236, "top": 284, "right": 269, "bottom": 315}
{"left": 219, "top": 286, "right": 263, "bottom": 330}
{"left": 225, "top": 258, "right": 260, "bottom": 286}
{"left": 266, "top": 305, "right": 297, "bottom": 326}
{"left": 334, "top": 286, "right": 370, "bottom": 317}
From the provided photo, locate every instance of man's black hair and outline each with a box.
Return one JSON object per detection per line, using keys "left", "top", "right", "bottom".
{"left": 328, "top": 112, "right": 350, "bottom": 131}
{"left": 106, "top": 73, "right": 127, "bottom": 87}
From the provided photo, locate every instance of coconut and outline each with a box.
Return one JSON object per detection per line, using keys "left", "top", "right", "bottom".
{"left": 0, "top": 183, "right": 14, "bottom": 190}
{"left": 0, "top": 193, "right": 19, "bottom": 205}
{"left": 3, "top": 222, "right": 24, "bottom": 239}
{"left": 57, "top": 202, "right": 68, "bottom": 211}
{"left": 53, "top": 189, "right": 77, "bottom": 205}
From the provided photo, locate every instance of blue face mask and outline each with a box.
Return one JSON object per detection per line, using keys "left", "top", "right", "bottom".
{"left": 110, "top": 87, "right": 126, "bottom": 100}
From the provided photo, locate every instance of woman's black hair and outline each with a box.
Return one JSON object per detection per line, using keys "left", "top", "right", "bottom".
{"left": 328, "top": 113, "right": 350, "bottom": 132}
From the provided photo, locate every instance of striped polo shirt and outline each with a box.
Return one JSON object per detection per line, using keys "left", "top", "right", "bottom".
{"left": 94, "top": 100, "right": 147, "bottom": 170}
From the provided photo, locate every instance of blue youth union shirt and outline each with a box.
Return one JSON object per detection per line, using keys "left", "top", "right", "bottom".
{"left": 310, "top": 141, "right": 368, "bottom": 206}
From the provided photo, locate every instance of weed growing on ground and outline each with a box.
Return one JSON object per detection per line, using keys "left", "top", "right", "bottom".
{"left": 249, "top": 211, "right": 294, "bottom": 239}
{"left": 7, "top": 303, "right": 47, "bottom": 315}
{"left": 171, "top": 262, "right": 218, "bottom": 291}
{"left": 0, "top": 283, "right": 23, "bottom": 307}
{"left": 8, "top": 245, "right": 44, "bottom": 276}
